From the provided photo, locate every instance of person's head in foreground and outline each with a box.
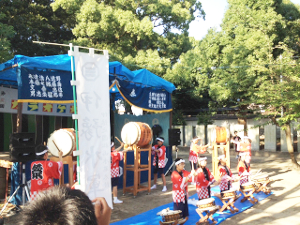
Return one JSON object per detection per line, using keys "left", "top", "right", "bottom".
{"left": 19, "top": 186, "right": 110, "bottom": 225}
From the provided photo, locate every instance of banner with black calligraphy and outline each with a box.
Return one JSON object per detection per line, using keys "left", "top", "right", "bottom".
{"left": 18, "top": 67, "right": 73, "bottom": 103}
{"left": 117, "top": 79, "right": 173, "bottom": 112}
{"left": 72, "top": 48, "right": 112, "bottom": 208}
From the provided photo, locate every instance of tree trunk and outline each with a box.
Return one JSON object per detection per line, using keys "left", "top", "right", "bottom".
{"left": 285, "top": 124, "right": 300, "bottom": 170}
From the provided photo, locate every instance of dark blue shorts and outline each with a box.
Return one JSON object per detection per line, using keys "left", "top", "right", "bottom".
{"left": 111, "top": 177, "right": 119, "bottom": 187}
{"left": 153, "top": 167, "right": 164, "bottom": 175}
{"left": 173, "top": 201, "right": 189, "bottom": 218}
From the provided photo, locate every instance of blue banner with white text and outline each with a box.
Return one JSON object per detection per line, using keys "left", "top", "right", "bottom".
{"left": 18, "top": 67, "right": 74, "bottom": 103}
{"left": 117, "top": 79, "right": 172, "bottom": 112}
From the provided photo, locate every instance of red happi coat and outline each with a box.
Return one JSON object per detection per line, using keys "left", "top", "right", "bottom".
{"left": 238, "top": 160, "right": 250, "bottom": 185}
{"left": 171, "top": 170, "right": 192, "bottom": 203}
{"left": 240, "top": 142, "right": 251, "bottom": 156}
{"left": 152, "top": 145, "right": 166, "bottom": 168}
{"left": 219, "top": 164, "right": 233, "bottom": 191}
{"left": 189, "top": 143, "right": 206, "bottom": 163}
{"left": 30, "top": 160, "right": 63, "bottom": 200}
{"left": 195, "top": 168, "right": 215, "bottom": 200}
{"left": 111, "top": 151, "right": 124, "bottom": 178}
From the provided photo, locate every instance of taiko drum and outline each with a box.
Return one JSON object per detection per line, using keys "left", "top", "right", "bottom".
{"left": 215, "top": 126, "right": 227, "bottom": 144}
{"left": 121, "top": 122, "right": 152, "bottom": 147}
{"left": 47, "top": 128, "right": 77, "bottom": 157}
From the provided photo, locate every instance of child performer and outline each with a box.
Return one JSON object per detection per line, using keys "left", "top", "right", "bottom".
{"left": 218, "top": 155, "right": 234, "bottom": 192}
{"left": 151, "top": 137, "right": 167, "bottom": 192}
{"left": 171, "top": 158, "right": 195, "bottom": 220}
{"left": 111, "top": 142, "right": 125, "bottom": 204}
{"left": 194, "top": 157, "right": 219, "bottom": 225}
{"left": 239, "top": 136, "right": 251, "bottom": 167}
{"left": 194, "top": 157, "right": 216, "bottom": 200}
{"left": 237, "top": 152, "right": 251, "bottom": 187}
{"left": 189, "top": 136, "right": 208, "bottom": 170}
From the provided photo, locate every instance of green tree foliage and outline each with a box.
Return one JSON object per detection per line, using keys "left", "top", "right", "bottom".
{"left": 0, "top": 0, "right": 74, "bottom": 57}
{"left": 166, "top": 0, "right": 300, "bottom": 168}
{"left": 51, "top": 0, "right": 205, "bottom": 75}
{"left": 172, "top": 110, "right": 186, "bottom": 125}
{"left": 0, "top": 13, "right": 14, "bottom": 63}
{"left": 218, "top": 0, "right": 300, "bottom": 168}
{"left": 164, "top": 29, "right": 223, "bottom": 111}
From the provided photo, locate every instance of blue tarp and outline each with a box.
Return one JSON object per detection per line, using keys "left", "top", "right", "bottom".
{"left": 132, "top": 69, "right": 175, "bottom": 93}
{"left": 111, "top": 186, "right": 272, "bottom": 225}
{"left": 0, "top": 55, "right": 175, "bottom": 111}
{"left": 0, "top": 55, "right": 175, "bottom": 93}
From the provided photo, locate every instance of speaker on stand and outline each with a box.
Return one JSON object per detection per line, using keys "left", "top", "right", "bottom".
{"left": 0, "top": 133, "right": 36, "bottom": 219}
{"left": 168, "top": 129, "right": 181, "bottom": 146}
{"left": 164, "top": 129, "right": 181, "bottom": 176}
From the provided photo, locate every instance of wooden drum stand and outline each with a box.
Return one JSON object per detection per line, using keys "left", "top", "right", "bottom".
{"left": 123, "top": 144, "right": 151, "bottom": 197}
{"left": 240, "top": 182, "right": 258, "bottom": 204}
{"left": 253, "top": 175, "right": 272, "bottom": 195}
{"left": 50, "top": 155, "right": 74, "bottom": 187}
{"left": 219, "top": 190, "right": 241, "bottom": 214}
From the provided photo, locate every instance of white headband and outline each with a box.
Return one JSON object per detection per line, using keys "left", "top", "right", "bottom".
{"left": 156, "top": 138, "right": 164, "bottom": 142}
{"left": 111, "top": 142, "right": 114, "bottom": 148}
{"left": 218, "top": 155, "right": 225, "bottom": 160}
{"left": 198, "top": 157, "right": 207, "bottom": 162}
{"left": 36, "top": 149, "right": 48, "bottom": 156}
{"left": 175, "top": 159, "right": 185, "bottom": 165}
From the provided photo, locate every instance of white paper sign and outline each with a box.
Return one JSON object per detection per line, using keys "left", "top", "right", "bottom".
{"left": 72, "top": 48, "right": 112, "bottom": 208}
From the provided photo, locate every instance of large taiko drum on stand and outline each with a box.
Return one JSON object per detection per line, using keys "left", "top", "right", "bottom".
{"left": 215, "top": 126, "right": 227, "bottom": 144}
{"left": 47, "top": 128, "right": 76, "bottom": 157}
{"left": 121, "top": 122, "right": 152, "bottom": 147}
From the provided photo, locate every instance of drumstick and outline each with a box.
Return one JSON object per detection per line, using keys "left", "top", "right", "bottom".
{"left": 115, "top": 136, "right": 123, "bottom": 144}
{"left": 191, "top": 162, "right": 195, "bottom": 183}
{"left": 52, "top": 140, "right": 62, "bottom": 153}
{"left": 250, "top": 169, "right": 262, "bottom": 179}
{"left": 250, "top": 171, "right": 262, "bottom": 179}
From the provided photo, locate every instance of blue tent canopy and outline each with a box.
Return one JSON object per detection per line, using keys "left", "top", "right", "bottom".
{"left": 132, "top": 69, "right": 175, "bottom": 93}
{"left": 0, "top": 54, "right": 175, "bottom": 112}
{"left": 0, "top": 55, "right": 175, "bottom": 92}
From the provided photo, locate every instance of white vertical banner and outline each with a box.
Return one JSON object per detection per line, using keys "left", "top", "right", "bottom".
{"left": 72, "top": 47, "right": 112, "bottom": 208}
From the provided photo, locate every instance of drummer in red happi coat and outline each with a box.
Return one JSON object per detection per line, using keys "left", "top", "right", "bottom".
{"left": 151, "top": 137, "right": 167, "bottom": 192}
{"left": 189, "top": 136, "right": 208, "bottom": 171}
{"left": 237, "top": 152, "right": 251, "bottom": 187}
{"left": 171, "top": 158, "right": 195, "bottom": 220}
{"left": 194, "top": 157, "right": 216, "bottom": 200}
{"left": 111, "top": 142, "right": 125, "bottom": 204}
{"left": 218, "top": 155, "right": 235, "bottom": 192}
